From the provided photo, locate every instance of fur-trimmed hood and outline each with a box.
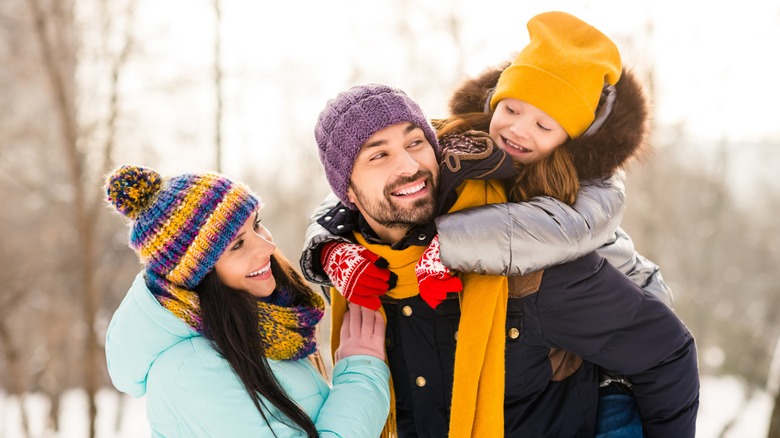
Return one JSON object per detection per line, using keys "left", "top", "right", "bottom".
{"left": 448, "top": 62, "right": 650, "bottom": 179}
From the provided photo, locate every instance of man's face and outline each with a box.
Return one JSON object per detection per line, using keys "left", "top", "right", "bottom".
{"left": 347, "top": 122, "right": 439, "bottom": 236}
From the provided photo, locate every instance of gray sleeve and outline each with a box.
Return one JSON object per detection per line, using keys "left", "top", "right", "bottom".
{"left": 299, "top": 193, "right": 353, "bottom": 285}
{"left": 435, "top": 171, "right": 626, "bottom": 276}
{"left": 596, "top": 228, "right": 674, "bottom": 308}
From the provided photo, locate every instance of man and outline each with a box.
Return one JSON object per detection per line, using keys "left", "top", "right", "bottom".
{"left": 302, "top": 83, "right": 698, "bottom": 437}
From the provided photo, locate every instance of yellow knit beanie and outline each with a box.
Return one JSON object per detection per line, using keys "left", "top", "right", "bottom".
{"left": 490, "top": 11, "right": 622, "bottom": 138}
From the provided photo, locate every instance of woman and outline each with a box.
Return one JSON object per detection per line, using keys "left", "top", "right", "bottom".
{"left": 104, "top": 165, "right": 390, "bottom": 437}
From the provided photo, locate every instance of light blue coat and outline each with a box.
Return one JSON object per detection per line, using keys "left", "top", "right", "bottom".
{"left": 106, "top": 272, "right": 391, "bottom": 437}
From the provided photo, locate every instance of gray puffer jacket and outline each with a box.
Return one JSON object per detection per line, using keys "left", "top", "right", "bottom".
{"left": 434, "top": 171, "right": 672, "bottom": 307}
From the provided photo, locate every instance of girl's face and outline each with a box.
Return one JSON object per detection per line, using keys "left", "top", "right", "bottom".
{"left": 489, "top": 98, "right": 569, "bottom": 165}
{"left": 214, "top": 210, "right": 277, "bottom": 298}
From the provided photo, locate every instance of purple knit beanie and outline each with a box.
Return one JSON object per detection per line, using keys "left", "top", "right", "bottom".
{"left": 314, "top": 84, "right": 441, "bottom": 209}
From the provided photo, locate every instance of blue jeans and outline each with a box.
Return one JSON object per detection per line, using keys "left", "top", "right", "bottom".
{"left": 595, "top": 391, "right": 644, "bottom": 438}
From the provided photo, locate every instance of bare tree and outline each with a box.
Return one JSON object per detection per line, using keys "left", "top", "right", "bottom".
{"left": 22, "top": 0, "right": 135, "bottom": 435}
{"left": 212, "top": 0, "right": 223, "bottom": 171}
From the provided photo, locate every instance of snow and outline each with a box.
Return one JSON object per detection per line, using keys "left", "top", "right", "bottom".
{"left": 0, "top": 375, "right": 772, "bottom": 437}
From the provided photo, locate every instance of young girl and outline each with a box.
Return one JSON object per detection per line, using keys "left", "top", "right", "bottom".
{"left": 432, "top": 11, "right": 668, "bottom": 308}
{"left": 104, "top": 165, "right": 390, "bottom": 437}
{"left": 434, "top": 10, "right": 671, "bottom": 437}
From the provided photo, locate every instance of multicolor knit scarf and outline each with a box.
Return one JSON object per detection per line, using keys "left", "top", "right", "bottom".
{"left": 147, "top": 272, "right": 325, "bottom": 361}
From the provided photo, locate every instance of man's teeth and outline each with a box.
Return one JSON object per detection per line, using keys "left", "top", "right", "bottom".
{"left": 247, "top": 265, "right": 270, "bottom": 277}
{"left": 393, "top": 181, "right": 425, "bottom": 196}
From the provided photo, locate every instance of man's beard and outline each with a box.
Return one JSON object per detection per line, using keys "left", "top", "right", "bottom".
{"left": 350, "top": 170, "right": 438, "bottom": 230}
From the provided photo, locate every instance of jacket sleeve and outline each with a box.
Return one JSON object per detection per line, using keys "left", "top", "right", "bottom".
{"left": 299, "top": 193, "right": 354, "bottom": 285}
{"left": 315, "top": 355, "right": 392, "bottom": 437}
{"left": 596, "top": 227, "right": 674, "bottom": 307}
{"left": 534, "top": 256, "right": 699, "bottom": 437}
{"left": 435, "top": 171, "right": 626, "bottom": 276}
{"left": 158, "top": 350, "right": 389, "bottom": 437}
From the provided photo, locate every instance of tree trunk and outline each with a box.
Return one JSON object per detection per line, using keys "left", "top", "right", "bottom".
{"left": 768, "top": 391, "right": 780, "bottom": 437}
{"left": 0, "top": 323, "right": 30, "bottom": 438}
{"left": 26, "top": 0, "right": 100, "bottom": 436}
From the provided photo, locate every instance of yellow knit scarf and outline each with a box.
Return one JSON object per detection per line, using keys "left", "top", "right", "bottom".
{"left": 328, "top": 179, "right": 508, "bottom": 438}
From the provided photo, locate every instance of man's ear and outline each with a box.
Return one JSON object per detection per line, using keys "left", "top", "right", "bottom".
{"left": 346, "top": 185, "right": 357, "bottom": 205}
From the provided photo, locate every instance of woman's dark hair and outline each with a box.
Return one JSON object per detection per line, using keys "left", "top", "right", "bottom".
{"left": 194, "top": 249, "right": 318, "bottom": 438}
{"left": 435, "top": 112, "right": 580, "bottom": 205}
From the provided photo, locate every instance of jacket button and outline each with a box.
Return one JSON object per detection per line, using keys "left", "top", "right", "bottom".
{"left": 508, "top": 327, "right": 520, "bottom": 339}
{"left": 324, "top": 216, "right": 332, "bottom": 221}
{"left": 415, "top": 376, "right": 427, "bottom": 387}
{"left": 417, "top": 234, "right": 427, "bottom": 241}
{"left": 339, "top": 208, "right": 345, "bottom": 213}
{"left": 336, "top": 225, "right": 344, "bottom": 230}
{"left": 402, "top": 306, "right": 413, "bottom": 316}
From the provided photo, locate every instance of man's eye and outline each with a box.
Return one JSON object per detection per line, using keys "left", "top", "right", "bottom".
{"left": 369, "top": 152, "right": 387, "bottom": 161}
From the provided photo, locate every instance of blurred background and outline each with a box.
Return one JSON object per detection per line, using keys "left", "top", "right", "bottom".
{"left": 1, "top": 0, "right": 779, "bottom": 436}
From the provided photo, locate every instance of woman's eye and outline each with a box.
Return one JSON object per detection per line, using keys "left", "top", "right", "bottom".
{"left": 253, "top": 219, "right": 262, "bottom": 230}
{"left": 408, "top": 140, "right": 423, "bottom": 149}
{"left": 537, "top": 123, "right": 551, "bottom": 132}
{"left": 231, "top": 239, "right": 244, "bottom": 251}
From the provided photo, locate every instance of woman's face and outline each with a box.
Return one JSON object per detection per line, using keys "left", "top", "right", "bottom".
{"left": 214, "top": 210, "right": 277, "bottom": 298}
{"left": 489, "top": 98, "right": 569, "bottom": 165}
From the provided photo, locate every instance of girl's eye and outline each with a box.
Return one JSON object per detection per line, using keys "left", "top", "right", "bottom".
{"left": 506, "top": 106, "right": 517, "bottom": 115}
{"left": 231, "top": 239, "right": 244, "bottom": 251}
{"left": 537, "top": 123, "right": 552, "bottom": 132}
{"left": 253, "top": 218, "right": 262, "bottom": 230}
{"left": 408, "top": 140, "right": 423, "bottom": 149}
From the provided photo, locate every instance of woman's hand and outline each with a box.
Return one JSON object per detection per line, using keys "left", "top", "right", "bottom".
{"left": 335, "top": 303, "right": 386, "bottom": 362}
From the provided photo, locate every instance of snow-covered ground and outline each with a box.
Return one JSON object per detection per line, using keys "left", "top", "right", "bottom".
{"left": 0, "top": 375, "right": 772, "bottom": 437}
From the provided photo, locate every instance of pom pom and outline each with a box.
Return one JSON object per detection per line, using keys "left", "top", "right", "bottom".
{"left": 105, "top": 165, "right": 162, "bottom": 219}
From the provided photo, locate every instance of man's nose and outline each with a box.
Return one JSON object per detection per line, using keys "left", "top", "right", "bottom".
{"left": 396, "top": 151, "right": 421, "bottom": 175}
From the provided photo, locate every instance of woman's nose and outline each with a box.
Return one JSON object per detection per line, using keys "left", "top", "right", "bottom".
{"left": 253, "top": 231, "right": 277, "bottom": 257}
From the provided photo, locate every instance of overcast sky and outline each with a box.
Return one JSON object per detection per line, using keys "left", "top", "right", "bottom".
{"left": 94, "top": 0, "right": 780, "bottom": 192}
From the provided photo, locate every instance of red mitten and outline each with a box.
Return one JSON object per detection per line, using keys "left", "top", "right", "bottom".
{"left": 415, "top": 235, "right": 463, "bottom": 309}
{"left": 321, "top": 241, "right": 397, "bottom": 310}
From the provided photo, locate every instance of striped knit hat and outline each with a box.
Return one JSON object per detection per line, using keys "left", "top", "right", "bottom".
{"left": 105, "top": 165, "right": 259, "bottom": 290}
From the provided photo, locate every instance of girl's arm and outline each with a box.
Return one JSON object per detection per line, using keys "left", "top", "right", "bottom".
{"left": 435, "top": 172, "right": 626, "bottom": 276}
{"left": 596, "top": 227, "right": 674, "bottom": 307}
{"left": 299, "top": 193, "right": 353, "bottom": 285}
{"left": 436, "top": 172, "right": 675, "bottom": 306}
